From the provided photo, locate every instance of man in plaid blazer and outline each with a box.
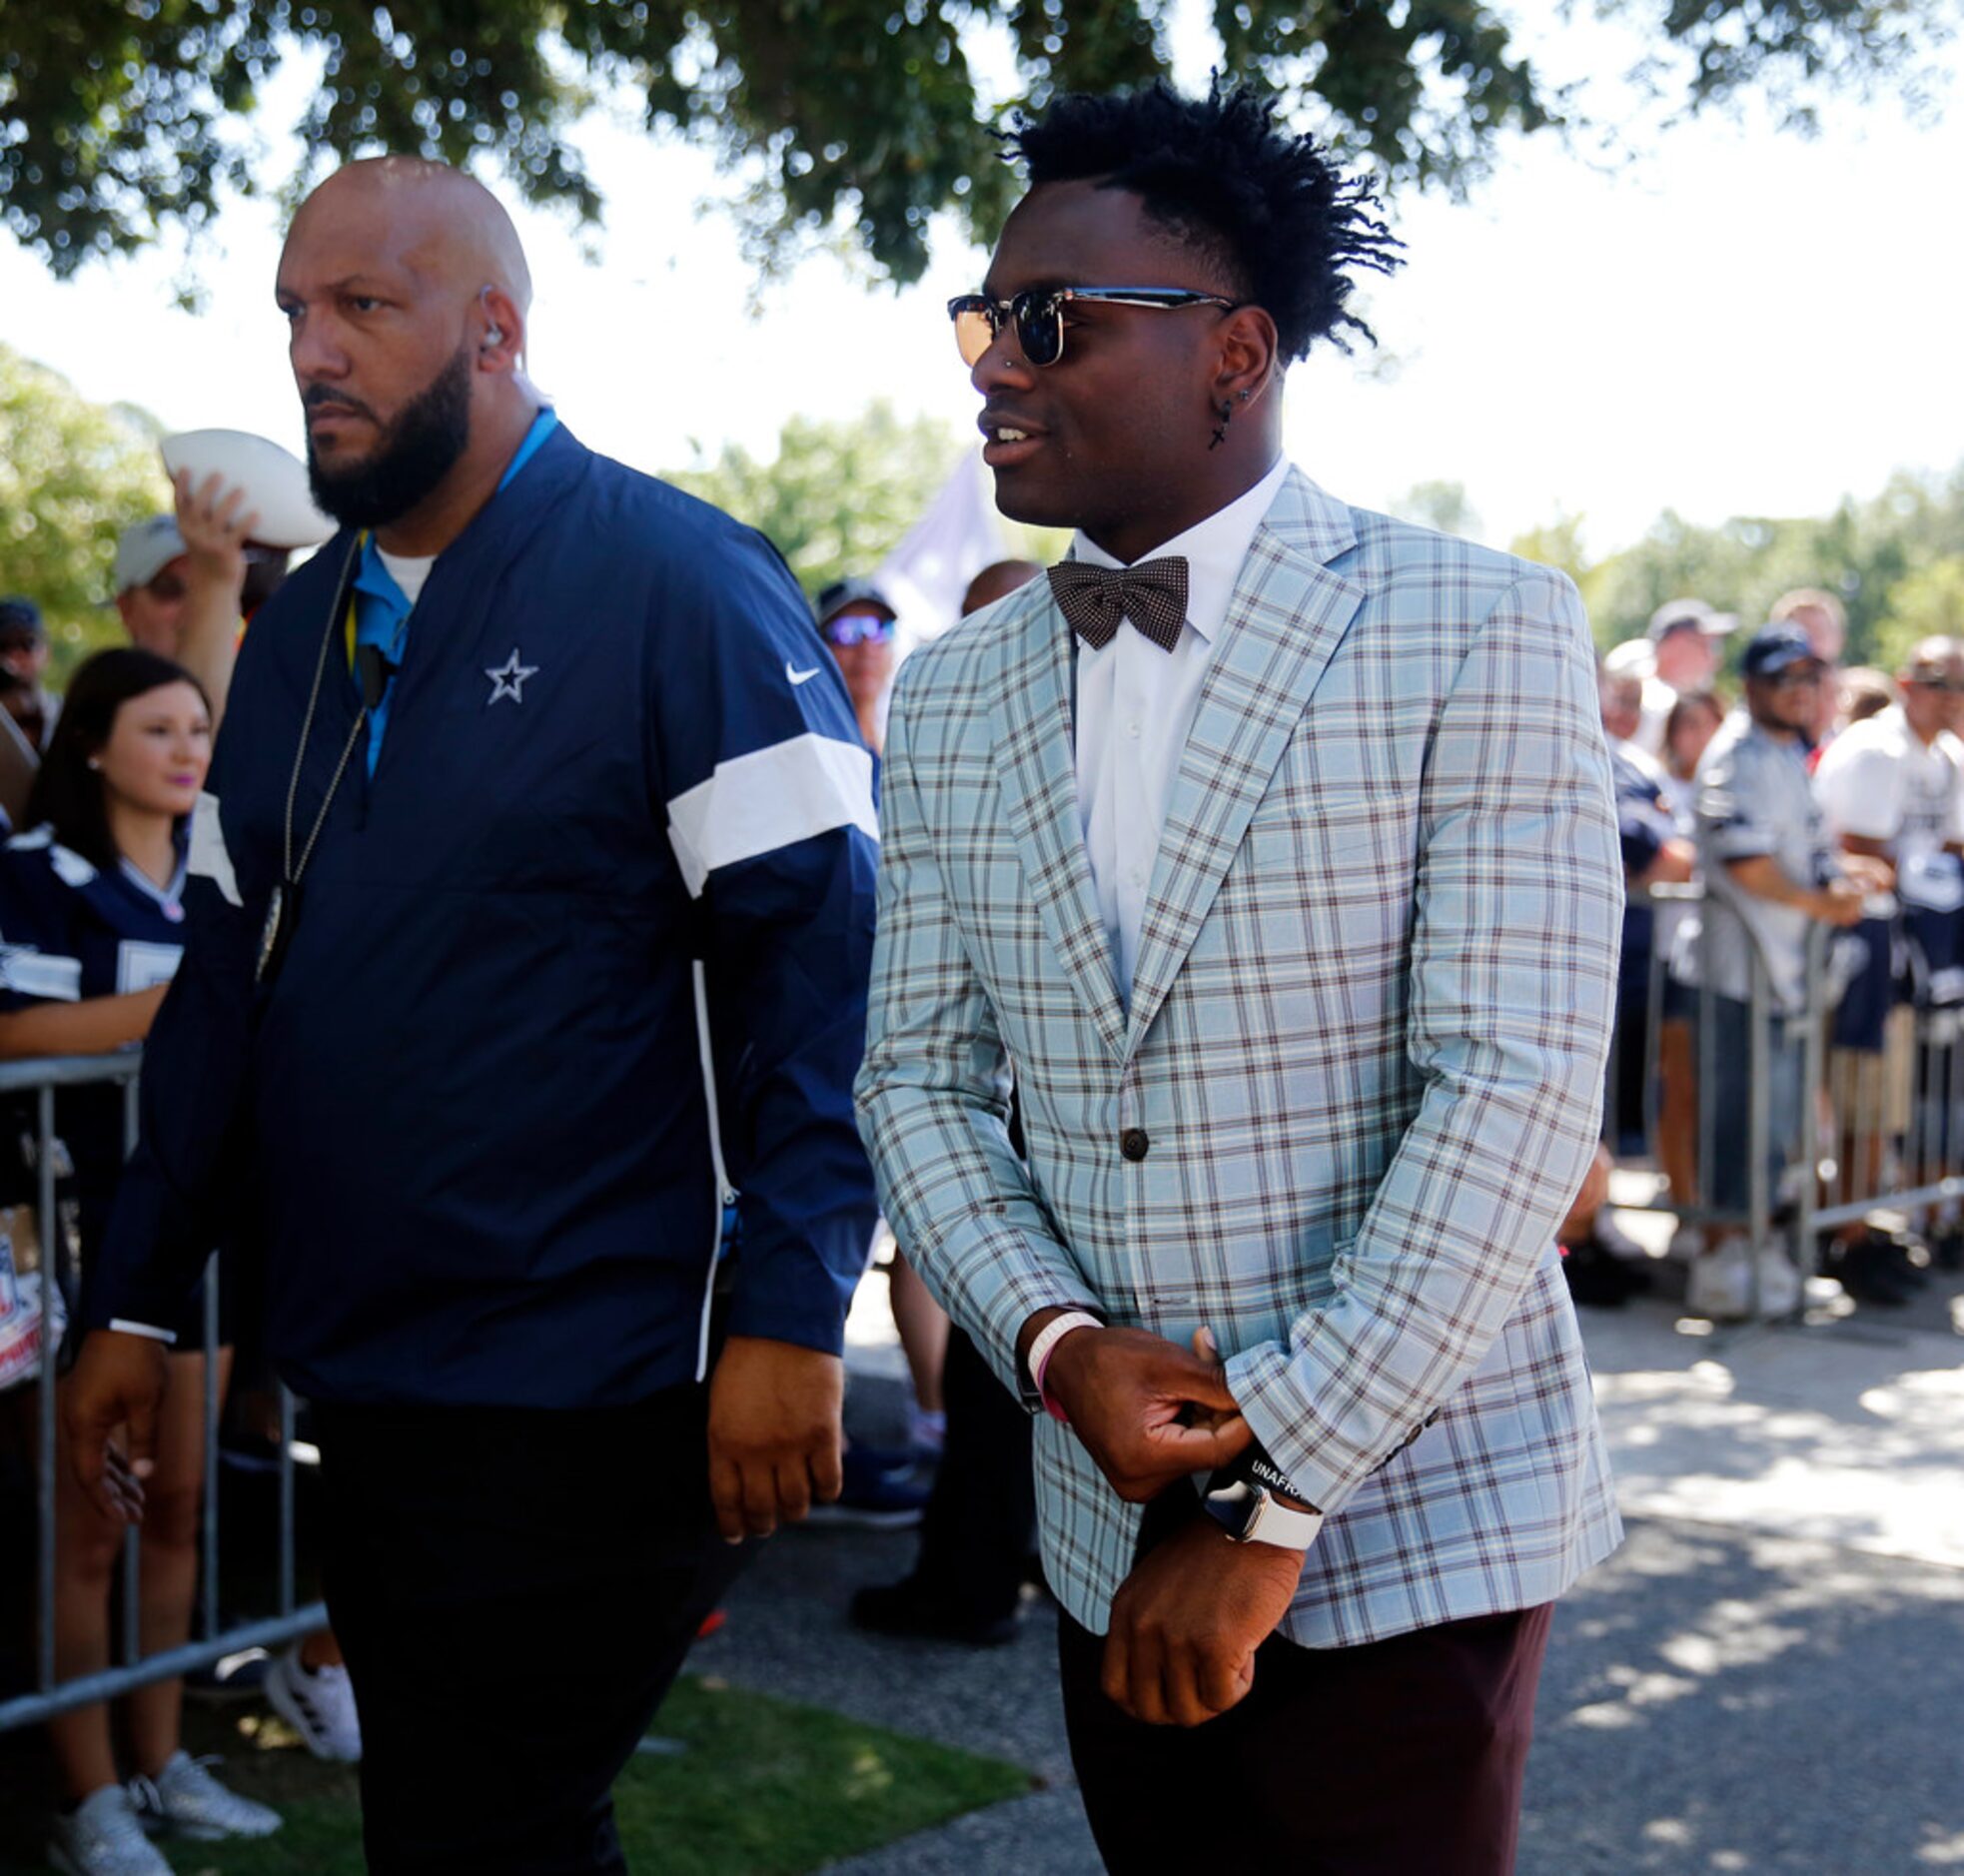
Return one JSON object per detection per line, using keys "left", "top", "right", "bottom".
{"left": 856, "top": 82, "right": 1623, "bottom": 1872}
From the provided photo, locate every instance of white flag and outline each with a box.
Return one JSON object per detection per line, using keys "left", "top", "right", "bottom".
{"left": 874, "top": 451, "right": 1010, "bottom": 655}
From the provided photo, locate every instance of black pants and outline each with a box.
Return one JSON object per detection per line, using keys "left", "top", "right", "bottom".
{"left": 316, "top": 1391, "right": 748, "bottom": 1875}
{"left": 910, "top": 1328, "right": 1036, "bottom": 1621}
{"left": 1057, "top": 1494, "right": 1553, "bottom": 1875}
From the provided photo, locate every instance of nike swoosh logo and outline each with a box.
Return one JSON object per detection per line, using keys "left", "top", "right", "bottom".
{"left": 786, "top": 663, "right": 821, "bottom": 685}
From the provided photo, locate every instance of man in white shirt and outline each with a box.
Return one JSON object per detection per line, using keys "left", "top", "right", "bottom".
{"left": 856, "top": 80, "right": 1621, "bottom": 1872}
{"left": 1814, "top": 637, "right": 1964, "bottom": 868}
{"left": 1811, "top": 635, "right": 1964, "bottom": 1303}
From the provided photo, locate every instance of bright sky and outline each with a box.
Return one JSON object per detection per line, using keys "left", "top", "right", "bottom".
{"left": 2, "top": 13, "right": 1960, "bottom": 561}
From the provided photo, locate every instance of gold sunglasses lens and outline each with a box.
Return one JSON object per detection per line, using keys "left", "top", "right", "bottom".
{"left": 953, "top": 306, "right": 994, "bottom": 366}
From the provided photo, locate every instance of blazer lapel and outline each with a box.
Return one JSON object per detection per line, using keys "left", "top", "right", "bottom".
{"left": 1123, "top": 473, "right": 1365, "bottom": 1057}
{"left": 989, "top": 588, "right": 1129, "bottom": 1060}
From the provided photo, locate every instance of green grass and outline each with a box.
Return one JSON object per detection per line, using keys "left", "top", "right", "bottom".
{"left": 141, "top": 1676, "right": 1031, "bottom": 1876}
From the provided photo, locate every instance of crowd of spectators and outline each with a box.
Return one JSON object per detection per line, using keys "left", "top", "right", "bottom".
{"left": 1586, "top": 588, "right": 1964, "bottom": 1321}
{"left": 0, "top": 459, "right": 357, "bottom": 1871}
{"left": 4, "top": 435, "right": 1960, "bottom": 1863}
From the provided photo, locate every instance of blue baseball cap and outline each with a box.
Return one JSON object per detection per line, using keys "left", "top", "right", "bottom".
{"left": 1740, "top": 624, "right": 1819, "bottom": 680}
{"left": 0, "top": 597, "right": 43, "bottom": 639}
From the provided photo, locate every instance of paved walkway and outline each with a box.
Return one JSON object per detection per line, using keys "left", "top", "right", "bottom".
{"left": 696, "top": 1245, "right": 1964, "bottom": 1874}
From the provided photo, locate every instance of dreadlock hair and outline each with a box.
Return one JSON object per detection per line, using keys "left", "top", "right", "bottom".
{"left": 1003, "top": 78, "right": 1403, "bottom": 362}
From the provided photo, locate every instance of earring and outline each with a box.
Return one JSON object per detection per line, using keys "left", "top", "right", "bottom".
{"left": 1209, "top": 399, "right": 1233, "bottom": 452}
{"left": 1238, "top": 389, "right": 1252, "bottom": 403}
{"left": 87, "top": 758, "right": 101, "bottom": 771}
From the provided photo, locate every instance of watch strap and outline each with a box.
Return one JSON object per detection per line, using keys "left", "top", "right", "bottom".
{"left": 1246, "top": 1444, "right": 1301, "bottom": 1499}
{"left": 1213, "top": 1436, "right": 1312, "bottom": 1505}
{"left": 1203, "top": 1479, "right": 1325, "bottom": 1551}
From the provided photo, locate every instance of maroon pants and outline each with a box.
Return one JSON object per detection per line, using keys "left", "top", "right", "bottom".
{"left": 1058, "top": 1595, "right": 1552, "bottom": 1874}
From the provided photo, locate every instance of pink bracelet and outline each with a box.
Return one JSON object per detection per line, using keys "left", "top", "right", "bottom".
{"left": 1030, "top": 1312, "right": 1102, "bottom": 1422}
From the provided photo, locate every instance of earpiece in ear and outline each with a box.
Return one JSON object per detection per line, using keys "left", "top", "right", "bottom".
{"left": 484, "top": 326, "right": 504, "bottom": 349}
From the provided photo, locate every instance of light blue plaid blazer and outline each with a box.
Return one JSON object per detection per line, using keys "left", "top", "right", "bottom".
{"left": 855, "top": 470, "right": 1624, "bottom": 1647}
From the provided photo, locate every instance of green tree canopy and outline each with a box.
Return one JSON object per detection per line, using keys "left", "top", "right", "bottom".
{"left": 0, "top": 0, "right": 1948, "bottom": 286}
{"left": 1509, "top": 461, "right": 1964, "bottom": 675}
{"left": 0, "top": 344, "right": 170, "bottom": 680}
{"left": 1871, "top": 556, "right": 1964, "bottom": 673}
{"left": 664, "top": 402, "right": 965, "bottom": 599}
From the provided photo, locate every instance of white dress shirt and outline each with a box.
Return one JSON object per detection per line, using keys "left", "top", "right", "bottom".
{"left": 1072, "top": 455, "right": 1292, "bottom": 1000}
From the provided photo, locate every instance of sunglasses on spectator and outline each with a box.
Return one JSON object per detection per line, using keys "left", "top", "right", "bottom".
{"left": 948, "top": 287, "right": 1239, "bottom": 369}
{"left": 1909, "top": 674, "right": 1964, "bottom": 692}
{"left": 821, "top": 611, "right": 894, "bottom": 648}
{"left": 143, "top": 572, "right": 187, "bottom": 602}
{"left": 1765, "top": 666, "right": 1822, "bottom": 689}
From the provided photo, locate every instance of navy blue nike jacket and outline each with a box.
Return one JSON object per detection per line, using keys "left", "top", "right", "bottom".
{"left": 87, "top": 422, "right": 880, "bottom": 1407}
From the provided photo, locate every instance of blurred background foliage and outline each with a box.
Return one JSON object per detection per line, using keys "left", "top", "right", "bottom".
{"left": 1505, "top": 467, "right": 1964, "bottom": 673}
{"left": 1394, "top": 465, "right": 1964, "bottom": 675}
{"left": 0, "top": 344, "right": 171, "bottom": 680}
{"left": 664, "top": 402, "right": 965, "bottom": 599}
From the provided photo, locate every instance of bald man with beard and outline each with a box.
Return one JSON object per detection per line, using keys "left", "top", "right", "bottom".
{"left": 62, "top": 160, "right": 880, "bottom": 1873}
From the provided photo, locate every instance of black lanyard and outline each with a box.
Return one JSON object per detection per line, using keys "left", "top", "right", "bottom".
{"left": 256, "top": 533, "right": 369, "bottom": 987}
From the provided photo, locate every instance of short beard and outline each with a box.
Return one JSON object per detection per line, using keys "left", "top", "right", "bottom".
{"left": 307, "top": 345, "right": 473, "bottom": 529}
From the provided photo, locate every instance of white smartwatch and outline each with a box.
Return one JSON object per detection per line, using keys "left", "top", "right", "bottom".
{"left": 1201, "top": 1477, "right": 1325, "bottom": 1552}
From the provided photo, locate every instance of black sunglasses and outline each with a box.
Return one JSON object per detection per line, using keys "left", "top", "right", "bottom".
{"left": 948, "top": 287, "right": 1238, "bottom": 369}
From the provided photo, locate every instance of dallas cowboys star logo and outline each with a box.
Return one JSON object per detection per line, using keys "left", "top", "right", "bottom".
{"left": 486, "top": 648, "right": 538, "bottom": 705}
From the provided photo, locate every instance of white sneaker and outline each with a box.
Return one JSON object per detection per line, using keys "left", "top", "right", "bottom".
{"left": 265, "top": 1642, "right": 364, "bottom": 1761}
{"left": 46, "top": 1784, "right": 172, "bottom": 1876}
{"left": 1687, "top": 1237, "right": 1800, "bottom": 1320}
{"left": 1686, "top": 1237, "right": 1752, "bottom": 1320}
{"left": 1755, "top": 1245, "right": 1801, "bottom": 1316}
{"left": 131, "top": 1751, "right": 282, "bottom": 1841}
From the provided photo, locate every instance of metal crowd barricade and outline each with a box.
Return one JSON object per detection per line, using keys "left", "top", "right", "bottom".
{"left": 1603, "top": 880, "right": 1964, "bottom": 1315}
{"left": 1812, "top": 938, "right": 1964, "bottom": 1241}
{"left": 0, "top": 1052, "right": 326, "bottom": 1733}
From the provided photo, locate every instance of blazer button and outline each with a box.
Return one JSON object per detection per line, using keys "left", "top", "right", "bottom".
{"left": 1120, "top": 1128, "right": 1151, "bottom": 1163}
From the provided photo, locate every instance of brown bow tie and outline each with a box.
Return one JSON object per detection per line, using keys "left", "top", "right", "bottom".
{"left": 1047, "top": 557, "right": 1190, "bottom": 653}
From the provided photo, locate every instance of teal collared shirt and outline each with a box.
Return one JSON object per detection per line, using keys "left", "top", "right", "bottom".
{"left": 351, "top": 407, "right": 559, "bottom": 773}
